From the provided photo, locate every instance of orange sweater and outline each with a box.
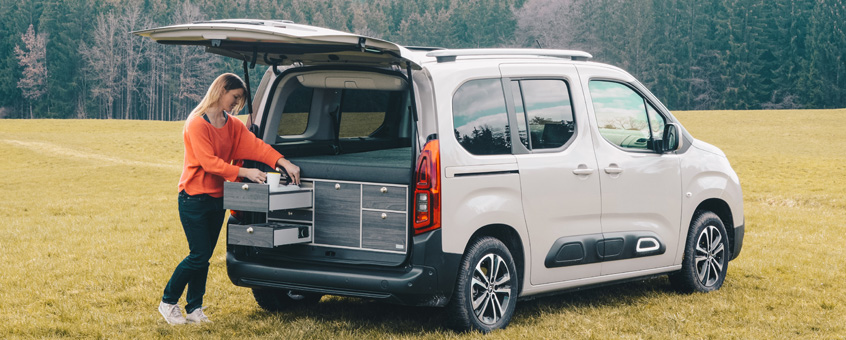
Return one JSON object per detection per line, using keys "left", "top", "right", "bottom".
{"left": 178, "top": 114, "right": 283, "bottom": 197}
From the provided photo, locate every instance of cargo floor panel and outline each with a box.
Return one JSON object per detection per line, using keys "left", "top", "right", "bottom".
{"left": 289, "top": 147, "right": 413, "bottom": 184}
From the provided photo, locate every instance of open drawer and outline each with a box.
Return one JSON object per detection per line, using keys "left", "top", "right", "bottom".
{"left": 223, "top": 182, "right": 312, "bottom": 212}
{"left": 228, "top": 223, "right": 312, "bottom": 248}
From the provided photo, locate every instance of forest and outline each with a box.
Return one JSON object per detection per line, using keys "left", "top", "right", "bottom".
{"left": 2, "top": 0, "right": 844, "bottom": 120}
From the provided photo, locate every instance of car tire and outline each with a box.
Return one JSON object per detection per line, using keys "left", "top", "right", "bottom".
{"left": 670, "top": 211, "right": 730, "bottom": 293}
{"left": 252, "top": 288, "right": 323, "bottom": 312}
{"left": 447, "top": 236, "right": 519, "bottom": 333}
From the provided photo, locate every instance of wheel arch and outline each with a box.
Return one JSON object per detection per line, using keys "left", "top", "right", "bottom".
{"left": 465, "top": 224, "right": 526, "bottom": 295}
{"left": 694, "top": 198, "right": 736, "bottom": 259}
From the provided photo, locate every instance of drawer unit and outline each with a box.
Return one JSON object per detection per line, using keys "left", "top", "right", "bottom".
{"left": 361, "top": 184, "right": 407, "bottom": 211}
{"left": 361, "top": 210, "right": 407, "bottom": 251}
{"left": 223, "top": 182, "right": 312, "bottom": 212}
{"left": 228, "top": 223, "right": 312, "bottom": 248}
{"left": 313, "top": 181, "right": 361, "bottom": 248}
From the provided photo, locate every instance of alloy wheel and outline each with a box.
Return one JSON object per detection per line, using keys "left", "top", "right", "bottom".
{"left": 694, "top": 225, "right": 725, "bottom": 287}
{"left": 471, "top": 253, "right": 512, "bottom": 325}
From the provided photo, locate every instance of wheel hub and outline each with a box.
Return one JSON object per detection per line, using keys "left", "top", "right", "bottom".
{"left": 471, "top": 253, "right": 512, "bottom": 325}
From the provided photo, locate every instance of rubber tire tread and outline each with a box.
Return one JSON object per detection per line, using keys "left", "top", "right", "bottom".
{"left": 447, "top": 236, "right": 519, "bottom": 333}
{"left": 670, "top": 211, "right": 730, "bottom": 293}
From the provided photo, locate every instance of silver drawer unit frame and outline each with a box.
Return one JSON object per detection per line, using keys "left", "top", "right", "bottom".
{"left": 223, "top": 182, "right": 312, "bottom": 212}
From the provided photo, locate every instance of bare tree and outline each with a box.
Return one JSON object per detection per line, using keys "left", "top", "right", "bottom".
{"left": 14, "top": 24, "right": 48, "bottom": 119}
{"left": 510, "top": 0, "right": 582, "bottom": 49}
{"left": 171, "top": 1, "right": 217, "bottom": 120}
{"left": 120, "top": 0, "right": 149, "bottom": 120}
{"left": 81, "top": 13, "right": 122, "bottom": 119}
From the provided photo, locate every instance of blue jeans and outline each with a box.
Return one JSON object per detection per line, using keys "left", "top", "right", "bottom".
{"left": 162, "top": 191, "right": 226, "bottom": 314}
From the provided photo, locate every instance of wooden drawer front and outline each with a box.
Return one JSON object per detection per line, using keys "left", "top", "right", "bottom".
{"left": 223, "top": 182, "right": 312, "bottom": 212}
{"left": 228, "top": 223, "right": 312, "bottom": 248}
{"left": 224, "top": 182, "right": 269, "bottom": 212}
{"left": 361, "top": 211, "right": 407, "bottom": 252}
{"left": 313, "top": 181, "right": 361, "bottom": 248}
{"left": 361, "top": 185, "right": 407, "bottom": 211}
{"left": 268, "top": 208, "right": 313, "bottom": 222}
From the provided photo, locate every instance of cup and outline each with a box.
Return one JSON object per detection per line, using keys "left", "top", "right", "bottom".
{"left": 266, "top": 172, "right": 281, "bottom": 190}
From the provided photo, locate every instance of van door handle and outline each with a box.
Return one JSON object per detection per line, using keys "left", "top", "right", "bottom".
{"left": 572, "top": 166, "right": 595, "bottom": 175}
{"left": 604, "top": 165, "right": 624, "bottom": 174}
{"left": 572, "top": 168, "right": 595, "bottom": 175}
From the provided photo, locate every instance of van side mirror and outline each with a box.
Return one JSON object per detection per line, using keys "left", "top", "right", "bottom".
{"left": 661, "top": 123, "right": 681, "bottom": 152}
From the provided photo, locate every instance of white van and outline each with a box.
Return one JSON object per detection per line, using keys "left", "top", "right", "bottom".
{"left": 136, "top": 20, "right": 744, "bottom": 332}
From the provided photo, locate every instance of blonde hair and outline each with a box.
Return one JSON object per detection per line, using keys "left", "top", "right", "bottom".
{"left": 187, "top": 73, "right": 247, "bottom": 122}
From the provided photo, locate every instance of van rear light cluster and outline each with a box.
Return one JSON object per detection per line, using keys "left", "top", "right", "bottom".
{"left": 413, "top": 139, "right": 441, "bottom": 235}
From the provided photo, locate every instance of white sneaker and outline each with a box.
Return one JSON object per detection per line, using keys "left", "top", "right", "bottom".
{"left": 186, "top": 307, "right": 211, "bottom": 324}
{"left": 158, "top": 301, "right": 187, "bottom": 325}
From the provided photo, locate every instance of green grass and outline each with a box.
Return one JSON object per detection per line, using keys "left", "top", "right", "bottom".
{"left": 1, "top": 109, "right": 845, "bottom": 339}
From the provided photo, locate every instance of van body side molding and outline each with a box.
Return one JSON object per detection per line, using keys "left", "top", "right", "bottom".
{"left": 545, "top": 231, "right": 666, "bottom": 268}
{"left": 453, "top": 170, "right": 519, "bottom": 177}
{"left": 444, "top": 164, "right": 519, "bottom": 178}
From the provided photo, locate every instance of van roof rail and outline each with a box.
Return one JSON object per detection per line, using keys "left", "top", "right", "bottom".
{"left": 426, "top": 48, "right": 592, "bottom": 63}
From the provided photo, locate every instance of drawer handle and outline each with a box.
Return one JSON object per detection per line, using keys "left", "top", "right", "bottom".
{"left": 246, "top": 227, "right": 254, "bottom": 234}
{"left": 335, "top": 183, "right": 341, "bottom": 190}
{"left": 380, "top": 187, "right": 388, "bottom": 193}
{"left": 242, "top": 184, "right": 250, "bottom": 190}
{"left": 381, "top": 213, "right": 387, "bottom": 219}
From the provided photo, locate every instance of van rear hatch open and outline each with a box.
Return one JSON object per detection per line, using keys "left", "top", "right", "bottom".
{"left": 133, "top": 19, "right": 421, "bottom": 69}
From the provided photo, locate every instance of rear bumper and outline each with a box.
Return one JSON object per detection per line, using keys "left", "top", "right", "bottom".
{"left": 226, "top": 229, "right": 460, "bottom": 306}
{"left": 730, "top": 223, "right": 744, "bottom": 261}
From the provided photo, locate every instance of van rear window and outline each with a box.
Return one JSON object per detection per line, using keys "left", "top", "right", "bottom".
{"left": 278, "top": 85, "right": 313, "bottom": 136}
{"left": 452, "top": 79, "right": 511, "bottom": 155}
{"left": 339, "top": 89, "right": 389, "bottom": 138}
{"left": 276, "top": 87, "right": 393, "bottom": 138}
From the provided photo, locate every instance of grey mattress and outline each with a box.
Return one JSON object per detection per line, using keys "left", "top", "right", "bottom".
{"left": 288, "top": 147, "right": 413, "bottom": 184}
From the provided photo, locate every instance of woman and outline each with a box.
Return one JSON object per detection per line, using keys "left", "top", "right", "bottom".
{"left": 158, "top": 73, "right": 300, "bottom": 324}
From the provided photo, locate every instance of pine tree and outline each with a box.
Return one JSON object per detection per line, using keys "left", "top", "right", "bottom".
{"left": 39, "top": 0, "right": 92, "bottom": 118}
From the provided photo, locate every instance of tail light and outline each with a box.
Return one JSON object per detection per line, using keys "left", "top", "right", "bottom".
{"left": 230, "top": 209, "right": 244, "bottom": 222}
{"left": 413, "top": 139, "right": 441, "bottom": 235}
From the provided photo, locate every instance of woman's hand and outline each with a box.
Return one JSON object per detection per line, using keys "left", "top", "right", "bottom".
{"left": 277, "top": 158, "right": 301, "bottom": 185}
{"left": 238, "top": 167, "right": 266, "bottom": 184}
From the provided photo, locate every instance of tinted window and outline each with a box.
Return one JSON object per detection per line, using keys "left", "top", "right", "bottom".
{"left": 589, "top": 81, "right": 665, "bottom": 150}
{"left": 646, "top": 104, "right": 665, "bottom": 140}
{"left": 339, "top": 89, "right": 390, "bottom": 138}
{"left": 277, "top": 87, "right": 395, "bottom": 139}
{"left": 512, "top": 80, "right": 575, "bottom": 150}
{"left": 453, "top": 79, "right": 511, "bottom": 155}
{"left": 277, "top": 85, "right": 313, "bottom": 136}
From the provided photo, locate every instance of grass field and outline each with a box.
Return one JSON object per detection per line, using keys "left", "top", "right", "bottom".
{"left": 1, "top": 109, "right": 845, "bottom": 339}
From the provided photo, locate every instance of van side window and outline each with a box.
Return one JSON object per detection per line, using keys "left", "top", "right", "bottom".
{"left": 338, "top": 89, "right": 390, "bottom": 138}
{"left": 452, "top": 79, "right": 511, "bottom": 155}
{"left": 511, "top": 79, "right": 575, "bottom": 150}
{"left": 588, "top": 80, "right": 666, "bottom": 150}
{"left": 277, "top": 85, "right": 313, "bottom": 136}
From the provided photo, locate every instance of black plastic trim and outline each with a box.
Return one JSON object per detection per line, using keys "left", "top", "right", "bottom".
{"left": 730, "top": 223, "right": 744, "bottom": 261}
{"left": 453, "top": 170, "right": 520, "bottom": 177}
{"left": 544, "top": 231, "right": 666, "bottom": 268}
